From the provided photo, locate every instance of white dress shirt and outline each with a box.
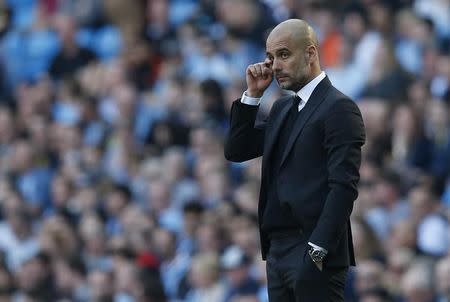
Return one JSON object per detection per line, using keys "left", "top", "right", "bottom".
{"left": 240, "top": 71, "right": 326, "bottom": 111}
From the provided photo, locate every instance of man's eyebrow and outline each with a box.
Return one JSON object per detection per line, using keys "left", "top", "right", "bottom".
{"left": 266, "top": 48, "right": 291, "bottom": 56}
{"left": 275, "top": 48, "right": 290, "bottom": 53}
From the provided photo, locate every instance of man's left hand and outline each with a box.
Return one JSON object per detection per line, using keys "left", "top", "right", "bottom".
{"left": 307, "top": 242, "right": 327, "bottom": 272}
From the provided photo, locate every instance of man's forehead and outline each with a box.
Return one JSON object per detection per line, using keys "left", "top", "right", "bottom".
{"left": 266, "top": 33, "right": 295, "bottom": 52}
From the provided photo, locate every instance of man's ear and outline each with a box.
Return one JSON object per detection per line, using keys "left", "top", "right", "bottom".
{"left": 306, "top": 45, "right": 317, "bottom": 63}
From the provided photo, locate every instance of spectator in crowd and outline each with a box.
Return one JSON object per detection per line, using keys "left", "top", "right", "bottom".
{"left": 53, "top": 256, "right": 89, "bottom": 301}
{"left": 0, "top": 205, "right": 39, "bottom": 272}
{"left": 178, "top": 201, "right": 204, "bottom": 256}
{"left": 38, "top": 215, "right": 79, "bottom": 262}
{"left": 8, "top": 139, "right": 52, "bottom": 213}
{"left": 220, "top": 245, "right": 259, "bottom": 302}
{"left": 103, "top": 184, "right": 131, "bottom": 236}
{"left": 49, "top": 13, "right": 98, "bottom": 80}
{"left": 388, "top": 103, "right": 432, "bottom": 177}
{"left": 350, "top": 216, "right": 384, "bottom": 263}
{"left": 354, "top": 260, "right": 386, "bottom": 300}
{"left": 408, "top": 185, "right": 450, "bottom": 257}
{"left": 78, "top": 212, "right": 111, "bottom": 272}
{"left": 1, "top": 3, "right": 58, "bottom": 86}
{"left": 0, "top": 254, "right": 14, "bottom": 300}
{"left": 365, "top": 170, "right": 409, "bottom": 241}
{"left": 423, "top": 100, "right": 450, "bottom": 179}
{"left": 400, "top": 262, "right": 435, "bottom": 302}
{"left": 86, "top": 269, "right": 114, "bottom": 302}
{"left": 435, "top": 256, "right": 450, "bottom": 302}
{"left": 361, "top": 38, "right": 412, "bottom": 100}
{"left": 185, "top": 252, "right": 225, "bottom": 302}
{"left": 15, "top": 251, "right": 56, "bottom": 301}
{"left": 152, "top": 228, "right": 190, "bottom": 301}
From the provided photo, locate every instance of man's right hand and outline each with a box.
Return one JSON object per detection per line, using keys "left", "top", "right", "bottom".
{"left": 246, "top": 60, "right": 273, "bottom": 98}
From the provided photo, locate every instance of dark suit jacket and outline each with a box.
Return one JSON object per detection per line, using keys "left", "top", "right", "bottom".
{"left": 224, "top": 77, "right": 365, "bottom": 268}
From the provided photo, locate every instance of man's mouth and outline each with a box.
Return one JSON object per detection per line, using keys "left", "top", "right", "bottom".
{"left": 276, "top": 75, "right": 288, "bottom": 81}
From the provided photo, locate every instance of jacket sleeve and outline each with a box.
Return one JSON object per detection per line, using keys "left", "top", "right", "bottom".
{"left": 308, "top": 98, "right": 365, "bottom": 254}
{"left": 224, "top": 99, "right": 265, "bottom": 162}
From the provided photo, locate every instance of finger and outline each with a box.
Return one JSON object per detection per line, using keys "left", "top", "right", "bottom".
{"left": 255, "top": 64, "right": 263, "bottom": 78}
{"left": 264, "top": 57, "right": 273, "bottom": 68}
{"left": 250, "top": 65, "right": 258, "bottom": 78}
{"left": 262, "top": 66, "right": 272, "bottom": 79}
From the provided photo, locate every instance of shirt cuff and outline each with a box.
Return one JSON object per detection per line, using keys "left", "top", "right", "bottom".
{"left": 308, "top": 242, "right": 328, "bottom": 254}
{"left": 240, "top": 91, "right": 261, "bottom": 106}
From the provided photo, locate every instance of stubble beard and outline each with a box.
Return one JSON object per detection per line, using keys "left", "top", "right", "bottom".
{"left": 278, "top": 77, "right": 307, "bottom": 92}
{"left": 277, "top": 64, "right": 310, "bottom": 92}
{"left": 276, "top": 76, "right": 297, "bottom": 91}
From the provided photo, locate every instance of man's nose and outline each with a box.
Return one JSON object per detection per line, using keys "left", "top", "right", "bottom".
{"left": 272, "top": 58, "right": 281, "bottom": 72}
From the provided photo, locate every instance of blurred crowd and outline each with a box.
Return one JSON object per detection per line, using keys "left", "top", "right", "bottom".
{"left": 0, "top": 0, "right": 449, "bottom": 301}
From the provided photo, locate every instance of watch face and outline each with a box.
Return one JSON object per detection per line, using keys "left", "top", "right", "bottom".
{"left": 310, "top": 249, "right": 325, "bottom": 262}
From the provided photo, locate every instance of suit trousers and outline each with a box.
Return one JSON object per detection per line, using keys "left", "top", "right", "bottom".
{"left": 266, "top": 234, "right": 348, "bottom": 302}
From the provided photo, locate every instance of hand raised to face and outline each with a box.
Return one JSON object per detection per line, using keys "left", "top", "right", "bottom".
{"left": 245, "top": 58, "right": 273, "bottom": 98}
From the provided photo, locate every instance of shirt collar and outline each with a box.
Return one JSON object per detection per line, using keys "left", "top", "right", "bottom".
{"left": 296, "top": 71, "right": 326, "bottom": 103}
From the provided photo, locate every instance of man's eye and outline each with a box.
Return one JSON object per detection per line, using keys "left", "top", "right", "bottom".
{"left": 281, "top": 52, "right": 289, "bottom": 59}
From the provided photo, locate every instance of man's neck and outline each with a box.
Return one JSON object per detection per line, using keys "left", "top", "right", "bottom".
{"left": 293, "top": 68, "right": 323, "bottom": 92}
{"left": 308, "top": 68, "right": 322, "bottom": 83}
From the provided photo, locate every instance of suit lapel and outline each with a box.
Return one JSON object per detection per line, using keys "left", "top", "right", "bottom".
{"left": 280, "top": 77, "right": 332, "bottom": 167}
{"left": 262, "top": 97, "right": 291, "bottom": 168}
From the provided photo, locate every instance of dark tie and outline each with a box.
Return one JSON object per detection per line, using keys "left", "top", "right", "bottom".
{"left": 292, "top": 95, "right": 302, "bottom": 112}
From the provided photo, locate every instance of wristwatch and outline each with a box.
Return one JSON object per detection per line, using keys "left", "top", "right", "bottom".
{"left": 308, "top": 245, "right": 327, "bottom": 263}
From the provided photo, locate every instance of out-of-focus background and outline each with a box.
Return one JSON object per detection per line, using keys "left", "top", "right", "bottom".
{"left": 0, "top": 0, "right": 449, "bottom": 301}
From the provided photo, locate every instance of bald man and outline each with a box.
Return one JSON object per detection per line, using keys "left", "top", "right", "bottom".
{"left": 224, "top": 19, "right": 366, "bottom": 301}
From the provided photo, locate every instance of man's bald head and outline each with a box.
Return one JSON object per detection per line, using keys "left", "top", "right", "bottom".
{"left": 267, "top": 19, "right": 318, "bottom": 50}
{"left": 264, "top": 19, "right": 321, "bottom": 91}
{"left": 265, "top": 19, "right": 321, "bottom": 91}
